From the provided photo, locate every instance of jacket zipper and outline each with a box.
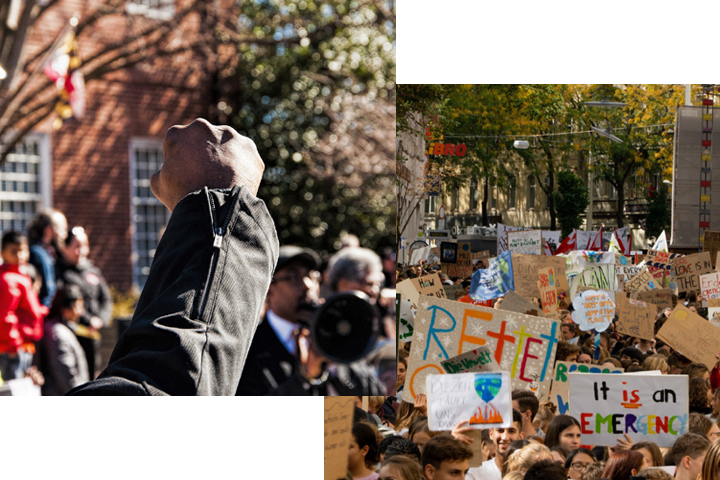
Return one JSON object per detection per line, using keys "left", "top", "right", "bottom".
{"left": 198, "top": 189, "right": 232, "bottom": 319}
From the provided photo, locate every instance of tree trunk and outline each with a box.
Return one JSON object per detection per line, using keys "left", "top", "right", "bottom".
{"left": 548, "top": 173, "right": 556, "bottom": 230}
{"left": 482, "top": 176, "right": 489, "bottom": 226}
{"left": 616, "top": 182, "right": 625, "bottom": 228}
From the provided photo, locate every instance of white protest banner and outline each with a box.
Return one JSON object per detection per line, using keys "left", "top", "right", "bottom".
{"left": 508, "top": 230, "right": 543, "bottom": 255}
{"left": 410, "top": 246, "right": 431, "bottom": 266}
{"left": 551, "top": 361, "right": 623, "bottom": 415}
{"left": 399, "top": 295, "right": 414, "bottom": 342}
{"left": 404, "top": 296, "right": 561, "bottom": 401}
{"left": 700, "top": 272, "right": 720, "bottom": 326}
{"left": 324, "top": 397, "right": 355, "bottom": 480}
{"left": 497, "top": 224, "right": 525, "bottom": 255}
{"left": 569, "top": 373, "right": 688, "bottom": 447}
{"left": 571, "top": 290, "right": 615, "bottom": 333}
{"left": 441, "top": 346, "right": 501, "bottom": 375}
{"left": 427, "top": 372, "right": 512, "bottom": 431}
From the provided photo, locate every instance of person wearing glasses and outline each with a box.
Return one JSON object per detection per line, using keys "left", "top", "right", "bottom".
{"left": 236, "top": 245, "right": 321, "bottom": 396}
{"left": 564, "top": 448, "right": 597, "bottom": 480}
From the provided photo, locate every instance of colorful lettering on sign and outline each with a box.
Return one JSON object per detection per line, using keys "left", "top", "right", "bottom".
{"left": 425, "top": 143, "right": 468, "bottom": 157}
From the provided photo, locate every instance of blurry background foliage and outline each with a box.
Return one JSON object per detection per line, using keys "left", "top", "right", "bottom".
{"left": 220, "top": 0, "right": 396, "bottom": 257}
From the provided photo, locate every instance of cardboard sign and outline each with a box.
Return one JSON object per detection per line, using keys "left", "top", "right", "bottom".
{"left": 625, "top": 268, "right": 659, "bottom": 293}
{"left": 538, "top": 267, "right": 558, "bottom": 316}
{"left": 427, "top": 372, "right": 512, "bottom": 431}
{"left": 324, "top": 397, "right": 355, "bottom": 480}
{"left": 508, "top": 230, "right": 543, "bottom": 255}
{"left": 646, "top": 249, "right": 683, "bottom": 271}
{"left": 473, "top": 250, "right": 491, "bottom": 261}
{"left": 657, "top": 305, "right": 720, "bottom": 368}
{"left": 569, "top": 373, "right": 688, "bottom": 447}
{"left": 396, "top": 274, "right": 447, "bottom": 311}
{"left": 571, "top": 290, "right": 615, "bottom": 333}
{"left": 551, "top": 361, "right": 623, "bottom": 414}
{"left": 444, "top": 284, "right": 465, "bottom": 301}
{"left": 634, "top": 289, "right": 674, "bottom": 311}
{"left": 441, "top": 346, "right": 501, "bottom": 375}
{"left": 404, "top": 296, "right": 561, "bottom": 401}
{"left": 498, "top": 290, "right": 544, "bottom": 317}
{"left": 648, "top": 267, "right": 667, "bottom": 288}
{"left": 616, "top": 295, "right": 656, "bottom": 341}
{"left": 444, "top": 242, "right": 473, "bottom": 279}
{"left": 672, "top": 252, "right": 713, "bottom": 294}
{"left": 703, "top": 231, "right": 720, "bottom": 268}
{"left": 512, "top": 254, "right": 567, "bottom": 300}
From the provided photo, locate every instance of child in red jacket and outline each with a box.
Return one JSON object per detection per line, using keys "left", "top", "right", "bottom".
{"left": 0, "top": 231, "right": 48, "bottom": 383}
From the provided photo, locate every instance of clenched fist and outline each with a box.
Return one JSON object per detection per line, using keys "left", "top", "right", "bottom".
{"left": 151, "top": 118, "right": 265, "bottom": 212}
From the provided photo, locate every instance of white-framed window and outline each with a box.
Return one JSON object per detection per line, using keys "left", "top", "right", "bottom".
{"left": 526, "top": 175, "right": 535, "bottom": 210}
{"left": 129, "top": 138, "right": 169, "bottom": 289}
{"left": 424, "top": 195, "right": 437, "bottom": 215}
{"left": 126, "top": 0, "right": 174, "bottom": 20}
{"left": 0, "top": 133, "right": 52, "bottom": 234}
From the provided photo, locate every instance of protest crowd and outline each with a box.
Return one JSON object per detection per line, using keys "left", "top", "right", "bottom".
{"left": 0, "top": 206, "right": 396, "bottom": 395}
{"left": 370, "top": 226, "right": 720, "bottom": 480}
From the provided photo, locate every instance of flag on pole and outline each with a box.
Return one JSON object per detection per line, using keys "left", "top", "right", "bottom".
{"left": 588, "top": 227, "right": 603, "bottom": 251}
{"left": 554, "top": 229, "right": 577, "bottom": 255}
{"left": 43, "top": 28, "right": 85, "bottom": 129}
{"left": 651, "top": 231, "right": 668, "bottom": 252}
{"left": 609, "top": 227, "right": 631, "bottom": 256}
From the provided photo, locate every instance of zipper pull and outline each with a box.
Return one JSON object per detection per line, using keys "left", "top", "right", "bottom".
{"left": 213, "top": 226, "right": 225, "bottom": 249}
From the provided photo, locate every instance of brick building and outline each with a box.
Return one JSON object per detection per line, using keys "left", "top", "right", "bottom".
{"left": 2, "top": 0, "right": 212, "bottom": 292}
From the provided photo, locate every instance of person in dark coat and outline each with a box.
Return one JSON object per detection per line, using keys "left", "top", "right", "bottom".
{"left": 67, "top": 118, "right": 278, "bottom": 395}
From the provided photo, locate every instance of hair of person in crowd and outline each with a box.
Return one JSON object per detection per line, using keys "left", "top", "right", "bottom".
{"left": 523, "top": 458, "right": 568, "bottom": 480}
{"left": 556, "top": 341, "right": 582, "bottom": 362}
{"left": 480, "top": 428, "right": 495, "bottom": 461}
{"left": 700, "top": 435, "right": 720, "bottom": 480}
{"left": 668, "top": 352, "right": 692, "bottom": 373}
{"left": 620, "top": 346, "right": 645, "bottom": 365}
{"left": 533, "top": 401, "right": 557, "bottom": 435}
{"left": 711, "top": 387, "right": 720, "bottom": 420}
{"left": 48, "top": 283, "right": 84, "bottom": 321}
{"left": 637, "top": 467, "right": 674, "bottom": 480}
{"left": 379, "top": 455, "right": 425, "bottom": 480}
{"left": 544, "top": 414, "right": 581, "bottom": 450}
{"left": 601, "top": 357, "right": 623, "bottom": 369}
{"left": 1, "top": 230, "right": 27, "bottom": 251}
{"left": 565, "top": 447, "right": 597, "bottom": 480}
{"left": 408, "top": 417, "right": 437, "bottom": 452}
{"left": 626, "top": 364, "right": 645, "bottom": 373}
{"left": 397, "top": 356, "right": 407, "bottom": 391}
{"left": 512, "top": 389, "right": 539, "bottom": 422}
{"left": 395, "top": 402, "right": 420, "bottom": 432}
{"left": 501, "top": 471, "right": 525, "bottom": 480}
{"left": 420, "top": 434, "right": 472, "bottom": 478}
{"left": 670, "top": 432, "right": 710, "bottom": 469}
{"left": 689, "top": 378, "right": 712, "bottom": 413}
{"left": 525, "top": 435, "right": 544, "bottom": 445}
{"left": 26, "top": 209, "right": 62, "bottom": 244}
{"left": 643, "top": 354, "right": 670, "bottom": 374}
{"left": 688, "top": 412, "right": 716, "bottom": 439}
{"left": 382, "top": 437, "right": 422, "bottom": 463}
{"left": 580, "top": 461, "right": 606, "bottom": 480}
{"left": 505, "top": 443, "right": 553, "bottom": 475}
{"left": 601, "top": 449, "right": 646, "bottom": 480}
{"left": 350, "top": 422, "right": 381, "bottom": 471}
{"left": 550, "top": 445, "right": 570, "bottom": 463}
{"left": 500, "top": 439, "right": 531, "bottom": 477}
{"left": 630, "top": 441, "right": 664, "bottom": 467}
{"left": 683, "top": 363, "right": 710, "bottom": 381}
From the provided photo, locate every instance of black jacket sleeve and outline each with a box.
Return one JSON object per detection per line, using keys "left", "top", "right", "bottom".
{"left": 67, "top": 186, "right": 278, "bottom": 395}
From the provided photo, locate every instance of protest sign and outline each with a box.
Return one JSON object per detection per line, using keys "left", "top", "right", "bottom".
{"left": 702, "top": 273, "right": 720, "bottom": 326}
{"left": 444, "top": 284, "right": 465, "bottom": 301}
{"left": 440, "top": 242, "right": 457, "bottom": 263}
{"left": 648, "top": 267, "right": 667, "bottom": 288}
{"left": 703, "top": 231, "right": 720, "bottom": 268}
{"left": 672, "top": 252, "right": 713, "bottom": 294}
{"left": 399, "top": 295, "right": 414, "bottom": 341}
{"left": 498, "top": 290, "right": 544, "bottom": 317}
{"left": 441, "top": 346, "right": 501, "bottom": 375}
{"left": 616, "top": 295, "right": 656, "bottom": 341}
{"left": 571, "top": 290, "right": 615, "bottom": 333}
{"left": 538, "top": 267, "right": 558, "bottom": 317}
{"left": 568, "top": 251, "right": 616, "bottom": 267}
{"left": 444, "top": 242, "right": 473, "bottom": 279}
{"left": 410, "top": 246, "right": 431, "bottom": 266}
{"left": 324, "top": 397, "right": 355, "bottom": 480}
{"left": 624, "top": 268, "right": 659, "bottom": 293}
{"left": 551, "top": 361, "right": 623, "bottom": 414}
{"left": 710, "top": 298, "right": 720, "bottom": 328}
{"left": 468, "top": 251, "right": 514, "bottom": 301}
{"left": 512, "top": 254, "right": 567, "bottom": 300}
{"left": 396, "top": 274, "right": 447, "bottom": 311}
{"left": 542, "top": 231, "right": 562, "bottom": 255}
{"left": 497, "top": 224, "right": 525, "bottom": 255}
{"left": 508, "top": 230, "right": 543, "bottom": 255}
{"left": 657, "top": 305, "right": 720, "bottom": 368}
{"left": 473, "top": 250, "right": 491, "bottom": 261}
{"left": 646, "top": 250, "right": 682, "bottom": 271}
{"left": 569, "top": 264, "right": 618, "bottom": 297}
{"left": 427, "top": 372, "right": 512, "bottom": 431}
{"left": 404, "top": 296, "right": 561, "bottom": 401}
{"left": 569, "top": 373, "right": 688, "bottom": 447}
{"left": 634, "top": 289, "right": 674, "bottom": 311}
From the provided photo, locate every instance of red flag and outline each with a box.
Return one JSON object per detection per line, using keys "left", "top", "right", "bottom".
{"left": 554, "top": 229, "right": 577, "bottom": 255}
{"left": 43, "top": 29, "right": 85, "bottom": 129}
{"left": 588, "top": 227, "right": 603, "bottom": 251}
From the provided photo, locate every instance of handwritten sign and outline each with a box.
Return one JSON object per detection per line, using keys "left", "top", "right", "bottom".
{"left": 633, "top": 289, "right": 673, "bottom": 311}
{"left": 508, "top": 230, "right": 543, "bottom": 255}
{"left": 497, "top": 223, "right": 525, "bottom": 255}
{"left": 396, "top": 274, "right": 447, "bottom": 311}
{"left": 512, "top": 254, "right": 567, "bottom": 300}
{"left": 616, "top": 295, "right": 656, "bottom": 341}
{"left": 538, "top": 267, "right": 558, "bottom": 316}
{"left": 672, "top": 253, "right": 713, "bottom": 294}
{"left": 442, "top": 347, "right": 501, "bottom": 374}
{"left": 444, "top": 284, "right": 465, "bottom": 301}
{"left": 404, "top": 296, "right": 561, "bottom": 401}
{"left": 551, "top": 361, "right": 623, "bottom": 414}
{"left": 399, "top": 295, "right": 414, "bottom": 341}
{"left": 324, "top": 397, "right": 355, "bottom": 480}
{"left": 498, "top": 290, "right": 543, "bottom": 317}
{"left": 646, "top": 249, "right": 683, "bottom": 271}
{"left": 569, "top": 373, "right": 688, "bottom": 447}
{"left": 571, "top": 290, "right": 615, "bottom": 333}
{"left": 444, "top": 242, "right": 473, "bottom": 279}
{"left": 427, "top": 372, "right": 512, "bottom": 431}
{"left": 625, "top": 268, "right": 659, "bottom": 293}
{"left": 657, "top": 304, "right": 720, "bottom": 368}
{"left": 703, "top": 231, "right": 720, "bottom": 268}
